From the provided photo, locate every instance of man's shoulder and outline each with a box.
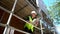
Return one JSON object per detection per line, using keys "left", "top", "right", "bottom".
{"left": 24, "top": 15, "right": 31, "bottom": 20}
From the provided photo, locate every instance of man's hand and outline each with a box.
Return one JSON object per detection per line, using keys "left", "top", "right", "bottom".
{"left": 35, "top": 21, "right": 39, "bottom": 26}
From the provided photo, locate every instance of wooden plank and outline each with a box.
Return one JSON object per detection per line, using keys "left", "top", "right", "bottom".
{"left": 10, "top": 16, "right": 25, "bottom": 30}
{"left": 0, "top": 0, "right": 14, "bottom": 11}
{"left": 14, "top": 30, "right": 24, "bottom": 34}
{"left": 0, "top": 9, "right": 10, "bottom": 24}
{"left": 0, "top": 9, "right": 4, "bottom": 20}
{"left": 0, "top": 26, "right": 5, "bottom": 34}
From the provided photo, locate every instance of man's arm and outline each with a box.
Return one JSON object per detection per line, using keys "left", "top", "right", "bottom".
{"left": 35, "top": 20, "right": 39, "bottom": 26}
{"left": 32, "top": 19, "right": 39, "bottom": 26}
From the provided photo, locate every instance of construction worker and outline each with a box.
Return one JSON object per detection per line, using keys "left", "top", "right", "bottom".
{"left": 24, "top": 11, "right": 38, "bottom": 34}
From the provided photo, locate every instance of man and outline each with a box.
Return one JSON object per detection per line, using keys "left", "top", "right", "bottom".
{"left": 24, "top": 11, "right": 38, "bottom": 34}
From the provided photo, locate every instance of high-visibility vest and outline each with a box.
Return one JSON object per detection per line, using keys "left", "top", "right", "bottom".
{"left": 24, "top": 16, "right": 34, "bottom": 32}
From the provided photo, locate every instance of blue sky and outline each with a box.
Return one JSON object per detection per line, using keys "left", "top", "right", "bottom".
{"left": 42, "top": 0, "right": 56, "bottom": 10}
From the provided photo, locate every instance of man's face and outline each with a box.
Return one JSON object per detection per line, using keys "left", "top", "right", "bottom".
{"left": 31, "top": 13, "right": 37, "bottom": 18}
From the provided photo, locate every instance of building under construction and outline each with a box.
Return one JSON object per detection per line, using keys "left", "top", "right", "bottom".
{"left": 0, "top": 0, "right": 60, "bottom": 34}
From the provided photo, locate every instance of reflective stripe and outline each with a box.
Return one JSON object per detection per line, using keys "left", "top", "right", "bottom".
{"left": 29, "top": 16, "right": 32, "bottom": 23}
{"left": 24, "top": 16, "right": 34, "bottom": 32}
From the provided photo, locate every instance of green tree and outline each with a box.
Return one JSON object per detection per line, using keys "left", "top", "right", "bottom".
{"left": 49, "top": 1, "right": 60, "bottom": 25}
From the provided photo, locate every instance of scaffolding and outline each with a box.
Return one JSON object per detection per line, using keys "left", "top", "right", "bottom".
{"left": 0, "top": 0, "right": 56, "bottom": 34}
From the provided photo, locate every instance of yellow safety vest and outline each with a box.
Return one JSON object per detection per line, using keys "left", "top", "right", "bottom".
{"left": 24, "top": 16, "right": 34, "bottom": 32}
